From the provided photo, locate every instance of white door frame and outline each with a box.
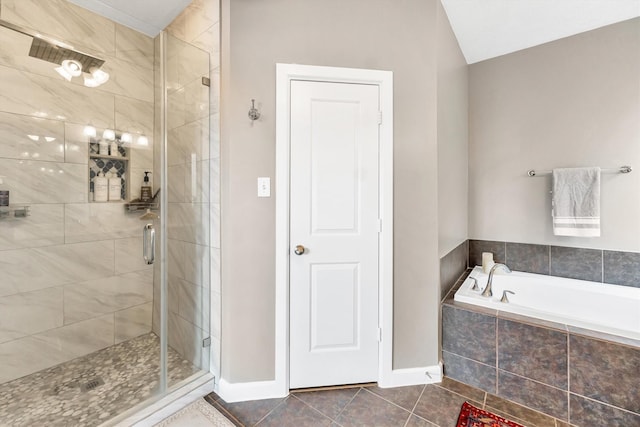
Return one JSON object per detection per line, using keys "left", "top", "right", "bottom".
{"left": 275, "top": 63, "right": 394, "bottom": 394}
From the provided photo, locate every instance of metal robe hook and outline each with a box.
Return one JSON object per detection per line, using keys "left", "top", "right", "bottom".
{"left": 248, "top": 99, "right": 261, "bottom": 121}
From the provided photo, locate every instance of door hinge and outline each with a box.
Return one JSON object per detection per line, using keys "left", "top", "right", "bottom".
{"left": 378, "top": 327, "right": 382, "bottom": 342}
{"left": 202, "top": 76, "right": 211, "bottom": 87}
{"left": 377, "top": 111, "right": 383, "bottom": 125}
{"left": 202, "top": 337, "right": 211, "bottom": 348}
{"left": 377, "top": 218, "right": 382, "bottom": 233}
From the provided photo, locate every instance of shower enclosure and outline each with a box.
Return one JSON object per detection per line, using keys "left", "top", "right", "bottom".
{"left": 0, "top": 1, "right": 216, "bottom": 425}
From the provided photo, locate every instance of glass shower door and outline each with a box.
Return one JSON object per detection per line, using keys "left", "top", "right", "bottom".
{"left": 161, "top": 32, "right": 212, "bottom": 389}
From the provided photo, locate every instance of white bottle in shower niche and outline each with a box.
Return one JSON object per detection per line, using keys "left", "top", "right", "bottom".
{"left": 108, "top": 173, "right": 122, "bottom": 201}
{"left": 94, "top": 172, "right": 108, "bottom": 202}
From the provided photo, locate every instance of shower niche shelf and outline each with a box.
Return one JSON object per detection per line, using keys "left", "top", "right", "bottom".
{"left": 89, "top": 141, "right": 130, "bottom": 203}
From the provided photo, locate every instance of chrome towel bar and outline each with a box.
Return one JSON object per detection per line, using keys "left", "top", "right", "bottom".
{"left": 527, "top": 166, "right": 632, "bottom": 177}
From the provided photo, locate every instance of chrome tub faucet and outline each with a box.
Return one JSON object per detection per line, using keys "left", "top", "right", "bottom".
{"left": 482, "top": 263, "right": 512, "bottom": 297}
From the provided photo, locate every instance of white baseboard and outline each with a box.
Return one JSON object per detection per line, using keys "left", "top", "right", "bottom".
{"left": 215, "top": 363, "right": 442, "bottom": 402}
{"left": 216, "top": 378, "right": 288, "bottom": 403}
{"left": 378, "top": 363, "right": 443, "bottom": 388}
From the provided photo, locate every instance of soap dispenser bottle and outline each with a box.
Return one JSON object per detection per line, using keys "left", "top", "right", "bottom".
{"left": 140, "top": 171, "right": 152, "bottom": 202}
{"left": 108, "top": 173, "right": 122, "bottom": 201}
{"left": 94, "top": 172, "right": 108, "bottom": 202}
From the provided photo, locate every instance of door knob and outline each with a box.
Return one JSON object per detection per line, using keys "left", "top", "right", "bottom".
{"left": 294, "top": 245, "right": 305, "bottom": 255}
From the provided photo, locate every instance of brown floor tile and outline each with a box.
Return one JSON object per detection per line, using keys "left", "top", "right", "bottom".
{"left": 439, "top": 376, "right": 486, "bottom": 402}
{"left": 367, "top": 384, "right": 425, "bottom": 411}
{"left": 413, "top": 384, "right": 481, "bottom": 427}
{"left": 486, "top": 405, "right": 548, "bottom": 427}
{"left": 292, "top": 388, "right": 359, "bottom": 419}
{"left": 335, "top": 388, "right": 411, "bottom": 427}
{"left": 485, "top": 394, "right": 557, "bottom": 427}
{"left": 257, "top": 396, "right": 333, "bottom": 426}
{"left": 217, "top": 396, "right": 285, "bottom": 426}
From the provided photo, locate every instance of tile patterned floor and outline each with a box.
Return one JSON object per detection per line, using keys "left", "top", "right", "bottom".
{"left": 205, "top": 378, "right": 573, "bottom": 427}
{"left": 0, "top": 333, "right": 198, "bottom": 427}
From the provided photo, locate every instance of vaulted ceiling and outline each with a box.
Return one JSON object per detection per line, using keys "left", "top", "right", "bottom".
{"left": 68, "top": 0, "right": 640, "bottom": 63}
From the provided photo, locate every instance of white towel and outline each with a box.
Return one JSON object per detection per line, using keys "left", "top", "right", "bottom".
{"left": 552, "top": 167, "right": 601, "bottom": 237}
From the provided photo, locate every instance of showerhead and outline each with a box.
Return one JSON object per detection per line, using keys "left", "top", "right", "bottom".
{"left": 28, "top": 37, "right": 105, "bottom": 71}
{"left": 0, "top": 18, "right": 105, "bottom": 74}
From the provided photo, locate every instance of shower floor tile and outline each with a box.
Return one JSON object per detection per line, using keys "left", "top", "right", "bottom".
{"left": 0, "top": 333, "right": 198, "bottom": 427}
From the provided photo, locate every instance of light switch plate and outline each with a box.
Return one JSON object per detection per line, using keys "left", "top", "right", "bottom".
{"left": 257, "top": 177, "right": 270, "bottom": 197}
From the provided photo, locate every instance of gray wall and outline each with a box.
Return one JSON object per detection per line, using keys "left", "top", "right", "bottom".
{"left": 221, "top": 0, "right": 470, "bottom": 382}
{"left": 437, "top": 2, "right": 469, "bottom": 258}
{"left": 469, "top": 18, "right": 640, "bottom": 251}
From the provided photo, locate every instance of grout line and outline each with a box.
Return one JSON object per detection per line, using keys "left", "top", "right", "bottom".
{"left": 504, "top": 241, "right": 508, "bottom": 265}
{"left": 496, "top": 368, "right": 567, "bottom": 393}
{"left": 288, "top": 393, "right": 337, "bottom": 424}
{"left": 360, "top": 387, "right": 414, "bottom": 414}
{"left": 409, "top": 383, "right": 427, "bottom": 415}
{"left": 568, "top": 391, "right": 639, "bottom": 415}
{"left": 253, "top": 396, "right": 288, "bottom": 426}
{"left": 332, "top": 387, "right": 361, "bottom": 423}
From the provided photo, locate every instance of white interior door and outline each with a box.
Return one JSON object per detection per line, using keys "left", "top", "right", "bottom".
{"left": 289, "top": 80, "right": 380, "bottom": 389}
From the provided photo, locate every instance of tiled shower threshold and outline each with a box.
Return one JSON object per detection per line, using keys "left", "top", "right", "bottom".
{"left": 0, "top": 333, "right": 198, "bottom": 427}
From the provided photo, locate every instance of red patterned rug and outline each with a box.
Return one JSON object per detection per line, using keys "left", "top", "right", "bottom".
{"left": 456, "top": 401, "right": 526, "bottom": 427}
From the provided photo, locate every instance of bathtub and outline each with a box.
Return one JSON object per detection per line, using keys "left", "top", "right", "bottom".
{"left": 455, "top": 266, "right": 640, "bottom": 341}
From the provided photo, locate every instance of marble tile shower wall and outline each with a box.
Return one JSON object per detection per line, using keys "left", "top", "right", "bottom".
{"left": 150, "top": 0, "right": 220, "bottom": 374}
{"left": 0, "top": 0, "right": 155, "bottom": 384}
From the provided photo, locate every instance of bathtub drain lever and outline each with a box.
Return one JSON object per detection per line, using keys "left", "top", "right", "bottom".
{"left": 500, "top": 290, "right": 515, "bottom": 303}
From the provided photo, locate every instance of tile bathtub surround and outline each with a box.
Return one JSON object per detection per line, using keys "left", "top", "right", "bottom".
{"left": 550, "top": 246, "right": 602, "bottom": 282}
{"left": 469, "top": 239, "right": 506, "bottom": 267}
{"left": 505, "top": 242, "right": 550, "bottom": 275}
{"left": 441, "top": 299, "right": 640, "bottom": 424}
{"left": 442, "top": 304, "right": 496, "bottom": 365}
{"left": 603, "top": 250, "right": 640, "bottom": 288}
{"left": 569, "top": 335, "right": 640, "bottom": 413}
{"left": 442, "top": 350, "right": 497, "bottom": 393}
{"left": 498, "top": 319, "right": 567, "bottom": 389}
{"left": 440, "top": 240, "right": 469, "bottom": 299}
{"left": 569, "top": 394, "right": 640, "bottom": 427}
{"left": 0, "top": 333, "right": 198, "bottom": 427}
{"left": 468, "top": 239, "right": 640, "bottom": 288}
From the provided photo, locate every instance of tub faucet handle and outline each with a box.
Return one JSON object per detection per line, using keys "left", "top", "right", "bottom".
{"left": 469, "top": 277, "right": 479, "bottom": 291}
{"left": 500, "top": 290, "right": 515, "bottom": 303}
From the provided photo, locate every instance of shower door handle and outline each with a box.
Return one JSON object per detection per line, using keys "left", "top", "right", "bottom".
{"left": 143, "top": 224, "right": 155, "bottom": 265}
